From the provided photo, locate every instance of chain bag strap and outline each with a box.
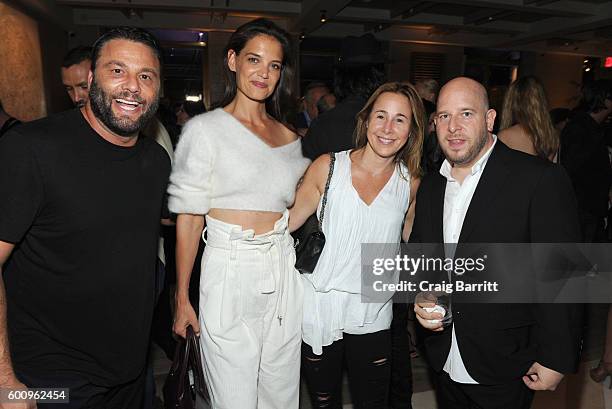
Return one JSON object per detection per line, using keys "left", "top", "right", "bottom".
{"left": 294, "top": 152, "right": 336, "bottom": 274}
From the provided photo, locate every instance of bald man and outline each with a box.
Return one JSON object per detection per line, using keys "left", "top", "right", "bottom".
{"left": 410, "top": 77, "right": 583, "bottom": 408}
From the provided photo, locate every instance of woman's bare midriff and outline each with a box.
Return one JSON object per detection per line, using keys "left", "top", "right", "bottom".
{"left": 207, "top": 208, "right": 285, "bottom": 234}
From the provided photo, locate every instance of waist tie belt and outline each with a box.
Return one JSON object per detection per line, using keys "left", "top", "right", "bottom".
{"left": 204, "top": 217, "right": 291, "bottom": 327}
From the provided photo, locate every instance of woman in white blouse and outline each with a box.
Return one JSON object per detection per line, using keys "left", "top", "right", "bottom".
{"left": 289, "top": 82, "right": 424, "bottom": 408}
{"left": 167, "top": 19, "right": 309, "bottom": 409}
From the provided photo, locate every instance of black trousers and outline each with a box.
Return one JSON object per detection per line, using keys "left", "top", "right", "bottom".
{"left": 301, "top": 330, "right": 391, "bottom": 409}
{"left": 579, "top": 212, "right": 606, "bottom": 243}
{"left": 389, "top": 302, "right": 413, "bottom": 409}
{"left": 16, "top": 367, "right": 146, "bottom": 409}
{"left": 434, "top": 371, "right": 534, "bottom": 409}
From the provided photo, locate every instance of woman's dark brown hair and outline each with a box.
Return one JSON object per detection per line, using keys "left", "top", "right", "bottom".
{"left": 216, "top": 18, "right": 295, "bottom": 122}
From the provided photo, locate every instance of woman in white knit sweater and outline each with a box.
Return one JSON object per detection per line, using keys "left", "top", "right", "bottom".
{"left": 289, "top": 82, "right": 424, "bottom": 408}
{"left": 167, "top": 19, "right": 309, "bottom": 409}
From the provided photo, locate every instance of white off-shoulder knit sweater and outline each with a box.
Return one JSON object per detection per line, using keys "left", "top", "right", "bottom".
{"left": 167, "top": 108, "right": 310, "bottom": 215}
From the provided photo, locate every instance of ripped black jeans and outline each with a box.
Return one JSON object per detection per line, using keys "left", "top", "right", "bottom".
{"left": 301, "top": 330, "right": 391, "bottom": 409}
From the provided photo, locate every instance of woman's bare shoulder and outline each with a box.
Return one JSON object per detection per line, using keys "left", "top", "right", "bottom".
{"left": 303, "top": 153, "right": 333, "bottom": 185}
{"left": 498, "top": 125, "right": 536, "bottom": 155}
{"left": 312, "top": 152, "right": 332, "bottom": 168}
{"left": 272, "top": 119, "right": 299, "bottom": 144}
{"left": 499, "top": 124, "right": 530, "bottom": 140}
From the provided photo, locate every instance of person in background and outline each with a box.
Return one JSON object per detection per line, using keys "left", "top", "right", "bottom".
{"left": 590, "top": 305, "right": 612, "bottom": 387}
{"left": 142, "top": 109, "right": 175, "bottom": 409}
{"left": 302, "top": 65, "right": 385, "bottom": 159}
{"left": 60, "top": 46, "right": 92, "bottom": 108}
{"left": 560, "top": 79, "right": 612, "bottom": 242}
{"left": 149, "top": 96, "right": 202, "bottom": 365}
{"left": 572, "top": 82, "right": 612, "bottom": 389}
{"left": 415, "top": 78, "right": 439, "bottom": 118}
{"left": 156, "top": 102, "right": 181, "bottom": 147}
{"left": 290, "top": 81, "right": 424, "bottom": 409}
{"left": 294, "top": 82, "right": 330, "bottom": 135}
{"left": 550, "top": 108, "right": 572, "bottom": 135}
{"left": 498, "top": 76, "right": 559, "bottom": 161}
{"left": 168, "top": 18, "right": 309, "bottom": 409}
{"left": 176, "top": 100, "right": 207, "bottom": 127}
{"left": 415, "top": 78, "right": 442, "bottom": 175}
{"left": 316, "top": 93, "right": 336, "bottom": 116}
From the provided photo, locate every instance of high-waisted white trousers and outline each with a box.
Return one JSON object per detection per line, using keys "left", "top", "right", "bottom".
{"left": 199, "top": 211, "right": 303, "bottom": 409}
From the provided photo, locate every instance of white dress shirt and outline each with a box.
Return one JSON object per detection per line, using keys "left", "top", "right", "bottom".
{"left": 439, "top": 135, "right": 497, "bottom": 384}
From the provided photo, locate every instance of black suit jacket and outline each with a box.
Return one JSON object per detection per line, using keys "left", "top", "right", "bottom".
{"left": 410, "top": 141, "right": 584, "bottom": 384}
{"left": 292, "top": 111, "right": 309, "bottom": 130}
{"left": 560, "top": 112, "right": 612, "bottom": 218}
{"left": 301, "top": 96, "right": 366, "bottom": 160}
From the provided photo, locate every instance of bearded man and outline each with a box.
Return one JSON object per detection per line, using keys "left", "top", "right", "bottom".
{"left": 0, "top": 27, "right": 170, "bottom": 409}
{"left": 411, "top": 77, "right": 583, "bottom": 409}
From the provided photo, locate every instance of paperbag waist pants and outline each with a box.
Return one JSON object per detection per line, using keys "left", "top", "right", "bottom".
{"left": 199, "top": 211, "right": 303, "bottom": 409}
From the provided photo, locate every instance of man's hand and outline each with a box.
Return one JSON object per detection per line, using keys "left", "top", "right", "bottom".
{"left": 0, "top": 378, "right": 37, "bottom": 409}
{"left": 414, "top": 299, "right": 444, "bottom": 332}
{"left": 523, "top": 362, "right": 564, "bottom": 391}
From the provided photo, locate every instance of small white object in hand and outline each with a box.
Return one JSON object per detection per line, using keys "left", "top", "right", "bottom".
{"left": 423, "top": 305, "right": 446, "bottom": 324}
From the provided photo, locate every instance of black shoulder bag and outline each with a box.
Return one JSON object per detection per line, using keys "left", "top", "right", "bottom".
{"left": 293, "top": 152, "right": 336, "bottom": 274}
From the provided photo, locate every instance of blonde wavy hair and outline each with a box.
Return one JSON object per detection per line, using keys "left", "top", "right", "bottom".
{"left": 500, "top": 76, "right": 558, "bottom": 160}
{"left": 353, "top": 82, "right": 425, "bottom": 178}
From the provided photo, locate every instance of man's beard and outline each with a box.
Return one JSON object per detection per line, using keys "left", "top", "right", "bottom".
{"left": 447, "top": 129, "right": 488, "bottom": 166}
{"left": 89, "top": 77, "right": 159, "bottom": 137}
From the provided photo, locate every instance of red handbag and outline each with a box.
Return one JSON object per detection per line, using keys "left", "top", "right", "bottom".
{"left": 163, "top": 326, "right": 210, "bottom": 409}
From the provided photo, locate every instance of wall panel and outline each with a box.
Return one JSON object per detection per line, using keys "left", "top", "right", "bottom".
{"left": 0, "top": 1, "right": 46, "bottom": 121}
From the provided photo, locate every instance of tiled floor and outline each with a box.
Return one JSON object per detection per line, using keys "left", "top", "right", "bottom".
{"left": 153, "top": 304, "right": 611, "bottom": 408}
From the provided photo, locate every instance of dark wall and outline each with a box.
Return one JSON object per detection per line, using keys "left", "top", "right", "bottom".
{"left": 39, "top": 21, "right": 72, "bottom": 114}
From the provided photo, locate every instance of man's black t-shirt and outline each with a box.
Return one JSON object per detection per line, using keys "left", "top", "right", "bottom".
{"left": 0, "top": 109, "right": 171, "bottom": 385}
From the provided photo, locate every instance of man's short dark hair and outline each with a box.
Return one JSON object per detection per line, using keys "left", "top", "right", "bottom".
{"left": 578, "top": 79, "right": 612, "bottom": 114}
{"left": 61, "top": 46, "right": 92, "bottom": 68}
{"left": 91, "top": 27, "right": 162, "bottom": 74}
{"left": 183, "top": 101, "right": 207, "bottom": 118}
{"left": 550, "top": 108, "right": 571, "bottom": 126}
{"left": 334, "top": 64, "right": 385, "bottom": 102}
